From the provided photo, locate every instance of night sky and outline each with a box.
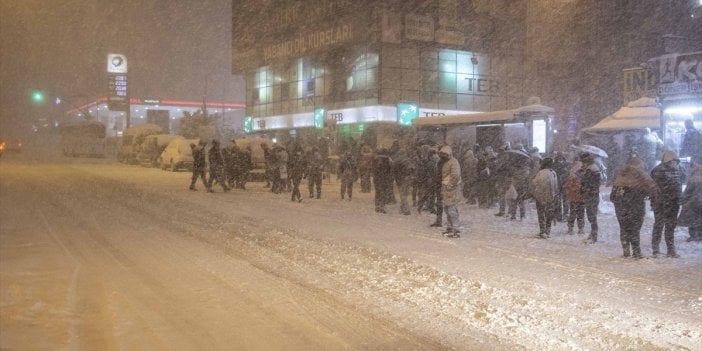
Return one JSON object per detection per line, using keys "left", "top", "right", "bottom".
{"left": 0, "top": 0, "right": 243, "bottom": 138}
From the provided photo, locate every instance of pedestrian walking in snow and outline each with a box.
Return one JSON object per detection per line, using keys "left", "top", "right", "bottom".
{"left": 289, "top": 146, "right": 306, "bottom": 202}
{"left": 189, "top": 140, "right": 209, "bottom": 191}
{"left": 529, "top": 157, "right": 558, "bottom": 238}
{"left": 610, "top": 157, "right": 658, "bottom": 258}
{"left": 650, "top": 150, "right": 684, "bottom": 258}
{"left": 207, "top": 140, "right": 230, "bottom": 192}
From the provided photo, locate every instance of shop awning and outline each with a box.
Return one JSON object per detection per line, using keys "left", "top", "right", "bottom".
{"left": 583, "top": 97, "right": 660, "bottom": 132}
{"left": 412, "top": 103, "right": 555, "bottom": 126}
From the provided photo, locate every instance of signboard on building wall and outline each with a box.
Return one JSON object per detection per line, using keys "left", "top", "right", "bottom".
{"left": 622, "top": 67, "right": 657, "bottom": 105}
{"left": 404, "top": 14, "right": 434, "bottom": 41}
{"left": 656, "top": 51, "right": 702, "bottom": 101}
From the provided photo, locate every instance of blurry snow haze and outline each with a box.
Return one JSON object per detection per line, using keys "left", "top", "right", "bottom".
{"left": 0, "top": 0, "right": 242, "bottom": 139}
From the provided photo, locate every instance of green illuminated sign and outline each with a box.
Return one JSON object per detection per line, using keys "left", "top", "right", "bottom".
{"left": 31, "top": 90, "right": 45, "bottom": 103}
{"left": 314, "top": 107, "right": 325, "bottom": 129}
{"left": 397, "top": 101, "right": 419, "bottom": 126}
{"left": 243, "top": 116, "right": 253, "bottom": 134}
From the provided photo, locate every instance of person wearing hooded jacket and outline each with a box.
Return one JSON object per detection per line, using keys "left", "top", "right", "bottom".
{"left": 610, "top": 157, "right": 658, "bottom": 258}
{"left": 439, "top": 146, "right": 462, "bottom": 237}
{"left": 650, "top": 149, "right": 684, "bottom": 258}
{"left": 529, "top": 158, "right": 558, "bottom": 238}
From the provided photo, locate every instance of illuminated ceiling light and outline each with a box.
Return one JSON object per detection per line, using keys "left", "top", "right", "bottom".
{"left": 664, "top": 106, "right": 702, "bottom": 115}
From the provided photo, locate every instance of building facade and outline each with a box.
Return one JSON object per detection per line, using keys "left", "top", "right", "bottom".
{"left": 233, "top": 0, "right": 702, "bottom": 150}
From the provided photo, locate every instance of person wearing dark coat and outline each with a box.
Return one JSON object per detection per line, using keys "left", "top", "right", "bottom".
{"left": 680, "top": 120, "right": 702, "bottom": 166}
{"left": 238, "top": 146, "right": 253, "bottom": 190}
{"left": 650, "top": 150, "right": 684, "bottom": 258}
{"left": 288, "top": 147, "right": 306, "bottom": 202}
{"left": 338, "top": 151, "right": 357, "bottom": 201}
{"left": 580, "top": 152, "right": 602, "bottom": 243}
{"left": 392, "top": 148, "right": 416, "bottom": 215}
{"left": 610, "top": 157, "right": 658, "bottom": 258}
{"left": 416, "top": 147, "right": 438, "bottom": 214}
{"left": 207, "top": 139, "right": 230, "bottom": 192}
{"left": 552, "top": 152, "right": 570, "bottom": 221}
{"left": 372, "top": 148, "right": 393, "bottom": 213}
{"left": 679, "top": 165, "right": 702, "bottom": 242}
{"left": 189, "top": 140, "right": 209, "bottom": 191}
{"left": 306, "top": 147, "right": 324, "bottom": 199}
{"left": 358, "top": 143, "right": 374, "bottom": 193}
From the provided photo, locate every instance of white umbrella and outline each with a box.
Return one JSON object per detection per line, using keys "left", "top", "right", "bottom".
{"left": 572, "top": 144, "right": 608, "bottom": 158}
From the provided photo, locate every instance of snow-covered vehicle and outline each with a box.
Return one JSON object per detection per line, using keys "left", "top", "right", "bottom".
{"left": 159, "top": 138, "right": 199, "bottom": 171}
{"left": 117, "top": 124, "right": 163, "bottom": 164}
{"left": 137, "top": 134, "right": 183, "bottom": 167}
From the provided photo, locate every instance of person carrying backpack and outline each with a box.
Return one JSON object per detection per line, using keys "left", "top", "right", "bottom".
{"left": 565, "top": 160, "right": 585, "bottom": 235}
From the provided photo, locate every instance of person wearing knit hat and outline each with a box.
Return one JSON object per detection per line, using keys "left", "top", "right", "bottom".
{"left": 650, "top": 149, "right": 684, "bottom": 258}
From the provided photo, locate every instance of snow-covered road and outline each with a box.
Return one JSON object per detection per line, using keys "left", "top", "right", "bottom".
{"left": 1, "top": 151, "right": 701, "bottom": 350}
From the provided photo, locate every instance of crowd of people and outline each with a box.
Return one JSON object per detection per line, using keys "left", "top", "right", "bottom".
{"left": 186, "top": 133, "right": 702, "bottom": 257}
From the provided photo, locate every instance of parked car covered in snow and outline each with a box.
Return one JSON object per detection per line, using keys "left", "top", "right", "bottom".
{"left": 137, "top": 134, "right": 183, "bottom": 167}
{"left": 159, "top": 138, "right": 199, "bottom": 171}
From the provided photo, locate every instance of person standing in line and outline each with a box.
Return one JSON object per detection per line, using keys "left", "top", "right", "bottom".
{"left": 529, "top": 158, "right": 559, "bottom": 239}
{"left": 189, "top": 140, "right": 209, "bottom": 191}
{"left": 416, "top": 145, "right": 436, "bottom": 214}
{"left": 461, "top": 149, "right": 478, "bottom": 205}
{"left": 338, "top": 151, "right": 357, "bottom": 201}
{"left": 650, "top": 150, "right": 684, "bottom": 258}
{"left": 393, "top": 147, "right": 415, "bottom": 215}
{"left": 565, "top": 160, "right": 585, "bottom": 235}
{"left": 275, "top": 144, "right": 289, "bottom": 194}
{"left": 508, "top": 146, "right": 531, "bottom": 221}
{"left": 261, "top": 143, "right": 274, "bottom": 188}
{"left": 207, "top": 139, "right": 230, "bottom": 192}
{"left": 438, "top": 146, "right": 462, "bottom": 237}
{"left": 288, "top": 146, "right": 306, "bottom": 202}
{"left": 493, "top": 145, "right": 511, "bottom": 217}
{"left": 610, "top": 157, "right": 658, "bottom": 258}
{"left": 358, "top": 142, "right": 374, "bottom": 193}
{"left": 306, "top": 146, "right": 324, "bottom": 199}
{"left": 678, "top": 165, "right": 702, "bottom": 242}
{"left": 680, "top": 120, "right": 702, "bottom": 166}
{"left": 430, "top": 148, "right": 447, "bottom": 227}
{"left": 372, "top": 148, "right": 393, "bottom": 213}
{"left": 580, "top": 152, "right": 601, "bottom": 243}
{"left": 552, "top": 151, "right": 570, "bottom": 221}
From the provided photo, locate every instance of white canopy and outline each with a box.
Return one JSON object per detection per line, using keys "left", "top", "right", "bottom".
{"left": 583, "top": 97, "right": 660, "bottom": 132}
{"left": 412, "top": 103, "right": 554, "bottom": 126}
